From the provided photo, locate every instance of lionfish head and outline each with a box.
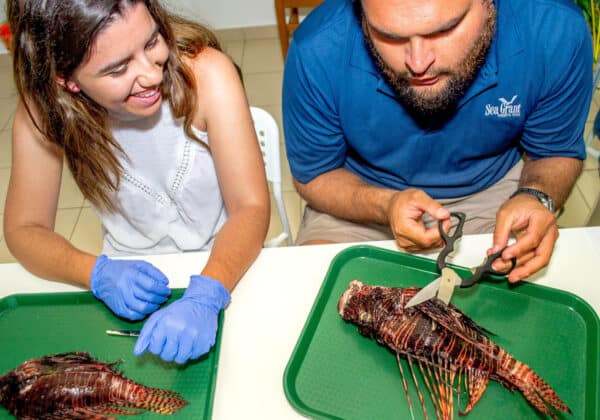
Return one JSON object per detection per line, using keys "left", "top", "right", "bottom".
{"left": 0, "top": 371, "right": 17, "bottom": 405}
{"left": 338, "top": 280, "right": 375, "bottom": 327}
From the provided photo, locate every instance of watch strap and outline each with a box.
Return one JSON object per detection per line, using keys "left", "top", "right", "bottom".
{"left": 510, "top": 187, "right": 555, "bottom": 212}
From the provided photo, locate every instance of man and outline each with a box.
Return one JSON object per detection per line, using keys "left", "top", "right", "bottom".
{"left": 282, "top": 0, "right": 592, "bottom": 282}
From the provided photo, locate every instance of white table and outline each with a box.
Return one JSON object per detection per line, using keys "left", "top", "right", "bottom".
{"left": 1, "top": 227, "right": 599, "bottom": 419}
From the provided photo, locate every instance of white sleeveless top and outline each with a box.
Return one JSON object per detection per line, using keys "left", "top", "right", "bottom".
{"left": 96, "top": 101, "right": 227, "bottom": 256}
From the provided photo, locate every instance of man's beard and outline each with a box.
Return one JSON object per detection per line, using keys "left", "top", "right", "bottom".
{"left": 362, "top": 1, "right": 496, "bottom": 126}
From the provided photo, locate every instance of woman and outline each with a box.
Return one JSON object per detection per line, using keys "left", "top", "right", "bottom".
{"left": 3, "top": 0, "right": 270, "bottom": 364}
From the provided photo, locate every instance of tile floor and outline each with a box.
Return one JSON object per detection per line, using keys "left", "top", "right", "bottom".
{"left": 1, "top": 25, "right": 599, "bottom": 264}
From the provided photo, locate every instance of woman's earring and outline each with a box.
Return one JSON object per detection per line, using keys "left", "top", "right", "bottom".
{"left": 56, "top": 76, "right": 80, "bottom": 93}
{"left": 65, "top": 81, "right": 81, "bottom": 93}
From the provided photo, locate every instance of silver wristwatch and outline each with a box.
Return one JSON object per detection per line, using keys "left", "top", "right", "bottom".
{"left": 510, "top": 187, "right": 555, "bottom": 213}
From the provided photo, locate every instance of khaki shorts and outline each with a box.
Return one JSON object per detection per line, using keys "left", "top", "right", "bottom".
{"left": 295, "top": 160, "right": 523, "bottom": 244}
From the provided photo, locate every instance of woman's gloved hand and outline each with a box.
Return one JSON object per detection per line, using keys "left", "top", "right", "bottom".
{"left": 133, "top": 275, "right": 231, "bottom": 364}
{"left": 90, "top": 255, "right": 171, "bottom": 320}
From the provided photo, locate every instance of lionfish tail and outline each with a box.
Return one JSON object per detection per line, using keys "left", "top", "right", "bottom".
{"left": 499, "top": 356, "right": 571, "bottom": 418}
{"left": 127, "top": 383, "right": 188, "bottom": 414}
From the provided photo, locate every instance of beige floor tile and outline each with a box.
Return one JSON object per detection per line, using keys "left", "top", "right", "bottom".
{"left": 0, "top": 71, "right": 16, "bottom": 99}
{"left": 223, "top": 40, "right": 244, "bottom": 67}
{"left": 0, "top": 167, "right": 9, "bottom": 211}
{"left": 0, "top": 238, "right": 15, "bottom": 264}
{"left": 1, "top": 110, "right": 14, "bottom": 132}
{"left": 584, "top": 121, "right": 593, "bottom": 144}
{"left": 54, "top": 208, "right": 82, "bottom": 240}
{"left": 588, "top": 199, "right": 600, "bottom": 225}
{"left": 0, "top": 96, "right": 17, "bottom": 130}
{"left": 266, "top": 190, "right": 302, "bottom": 245}
{"left": 577, "top": 169, "right": 600, "bottom": 209}
{"left": 58, "top": 168, "right": 85, "bottom": 209}
{"left": 587, "top": 96, "right": 599, "bottom": 124}
{"left": 583, "top": 144, "right": 599, "bottom": 171}
{"left": 242, "top": 25, "right": 278, "bottom": 40}
{"left": 70, "top": 207, "right": 103, "bottom": 255}
{"left": 244, "top": 72, "right": 283, "bottom": 106}
{"left": 0, "top": 53, "right": 12, "bottom": 69}
{"left": 0, "top": 212, "right": 15, "bottom": 263}
{"left": 557, "top": 186, "right": 590, "bottom": 227}
{"left": 584, "top": 121, "right": 593, "bottom": 149}
{"left": 242, "top": 38, "right": 283, "bottom": 74}
{"left": 214, "top": 28, "right": 245, "bottom": 42}
{"left": 0, "top": 128, "right": 11, "bottom": 168}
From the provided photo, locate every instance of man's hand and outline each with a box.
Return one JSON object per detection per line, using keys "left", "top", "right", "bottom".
{"left": 491, "top": 194, "right": 558, "bottom": 282}
{"left": 387, "top": 189, "right": 450, "bottom": 252}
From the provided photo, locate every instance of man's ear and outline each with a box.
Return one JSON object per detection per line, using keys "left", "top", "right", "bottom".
{"left": 56, "top": 76, "right": 80, "bottom": 93}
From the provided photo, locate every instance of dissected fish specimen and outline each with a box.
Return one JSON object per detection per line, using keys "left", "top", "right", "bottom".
{"left": 0, "top": 351, "right": 187, "bottom": 419}
{"left": 338, "top": 280, "right": 571, "bottom": 420}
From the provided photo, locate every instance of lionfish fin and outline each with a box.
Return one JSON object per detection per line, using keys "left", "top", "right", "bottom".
{"left": 460, "top": 368, "right": 490, "bottom": 415}
{"left": 42, "top": 407, "right": 117, "bottom": 419}
{"left": 396, "top": 354, "right": 416, "bottom": 420}
{"left": 406, "top": 355, "right": 429, "bottom": 420}
{"left": 417, "top": 301, "right": 496, "bottom": 355}
{"left": 434, "top": 355, "right": 457, "bottom": 419}
{"left": 499, "top": 357, "right": 571, "bottom": 417}
{"left": 93, "top": 403, "right": 144, "bottom": 415}
{"left": 126, "top": 383, "right": 188, "bottom": 414}
{"left": 520, "top": 387, "right": 560, "bottom": 420}
{"left": 489, "top": 372, "right": 517, "bottom": 391}
{"left": 529, "top": 373, "right": 572, "bottom": 414}
{"left": 40, "top": 352, "right": 122, "bottom": 376}
{"left": 422, "top": 359, "right": 444, "bottom": 419}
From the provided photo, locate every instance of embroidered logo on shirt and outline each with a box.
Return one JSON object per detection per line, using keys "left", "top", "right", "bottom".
{"left": 484, "top": 95, "right": 521, "bottom": 118}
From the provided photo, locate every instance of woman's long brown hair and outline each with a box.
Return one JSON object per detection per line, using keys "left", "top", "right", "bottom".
{"left": 7, "top": 0, "right": 221, "bottom": 211}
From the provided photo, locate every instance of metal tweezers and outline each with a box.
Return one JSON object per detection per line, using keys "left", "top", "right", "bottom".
{"left": 105, "top": 329, "right": 140, "bottom": 337}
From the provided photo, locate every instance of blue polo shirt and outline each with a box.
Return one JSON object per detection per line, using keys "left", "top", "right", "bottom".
{"left": 282, "top": 0, "right": 592, "bottom": 198}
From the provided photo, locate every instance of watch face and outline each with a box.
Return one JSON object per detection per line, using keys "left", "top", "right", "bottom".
{"left": 541, "top": 197, "right": 552, "bottom": 210}
{"left": 536, "top": 193, "right": 554, "bottom": 212}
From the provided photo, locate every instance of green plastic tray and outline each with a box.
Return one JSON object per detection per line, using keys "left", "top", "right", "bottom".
{"left": 284, "top": 245, "right": 600, "bottom": 420}
{"left": 0, "top": 289, "right": 223, "bottom": 420}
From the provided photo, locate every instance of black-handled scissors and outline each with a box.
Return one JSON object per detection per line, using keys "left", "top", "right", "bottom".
{"left": 436, "top": 211, "right": 466, "bottom": 273}
{"left": 405, "top": 212, "right": 517, "bottom": 308}
{"left": 460, "top": 248, "right": 516, "bottom": 287}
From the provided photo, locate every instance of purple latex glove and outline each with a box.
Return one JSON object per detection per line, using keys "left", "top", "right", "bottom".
{"left": 133, "top": 275, "right": 231, "bottom": 364}
{"left": 90, "top": 255, "right": 171, "bottom": 320}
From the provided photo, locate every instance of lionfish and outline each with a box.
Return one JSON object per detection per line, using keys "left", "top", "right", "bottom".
{"left": 338, "top": 280, "right": 571, "bottom": 420}
{"left": 0, "top": 352, "right": 188, "bottom": 420}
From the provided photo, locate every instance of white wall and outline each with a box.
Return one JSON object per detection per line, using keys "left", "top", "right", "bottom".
{"left": 166, "top": 0, "right": 276, "bottom": 30}
{"left": 0, "top": 0, "right": 6, "bottom": 22}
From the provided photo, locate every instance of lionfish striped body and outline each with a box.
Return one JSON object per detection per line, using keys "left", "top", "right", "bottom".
{"left": 338, "top": 280, "right": 570, "bottom": 420}
{"left": 0, "top": 352, "right": 187, "bottom": 420}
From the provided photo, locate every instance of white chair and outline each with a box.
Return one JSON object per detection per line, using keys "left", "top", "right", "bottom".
{"left": 250, "top": 106, "right": 294, "bottom": 247}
